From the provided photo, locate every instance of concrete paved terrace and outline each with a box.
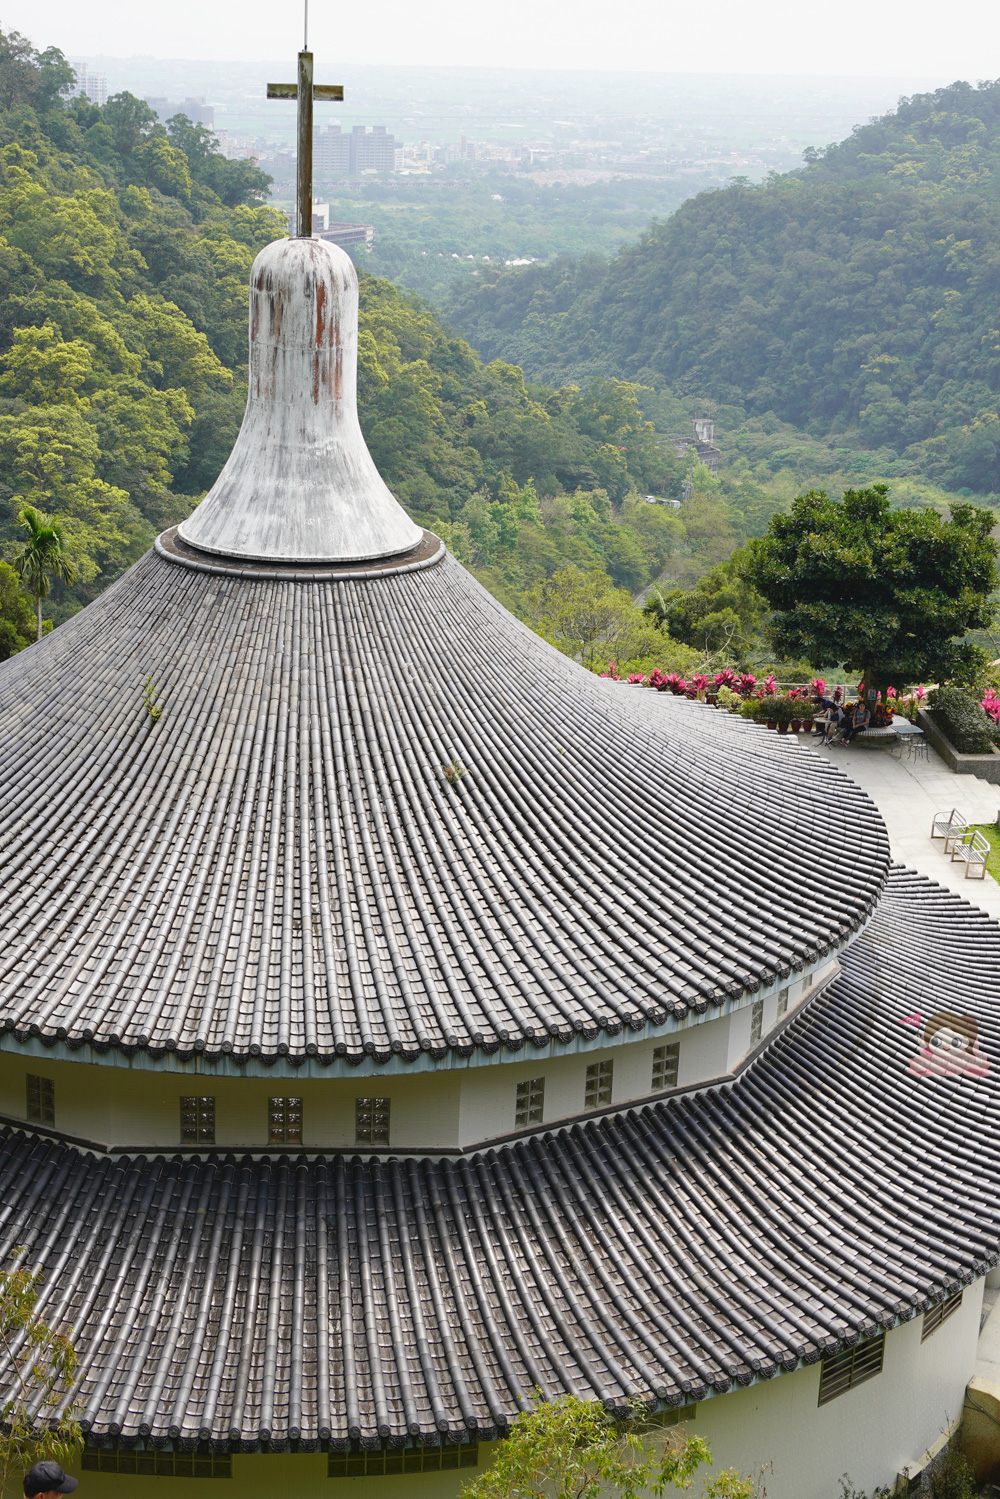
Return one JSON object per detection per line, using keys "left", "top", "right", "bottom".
{"left": 806, "top": 732, "right": 1000, "bottom": 920}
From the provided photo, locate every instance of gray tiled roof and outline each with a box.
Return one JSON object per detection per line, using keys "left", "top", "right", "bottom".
{"left": 0, "top": 544, "right": 885, "bottom": 1065}
{"left": 0, "top": 871, "right": 993, "bottom": 1448}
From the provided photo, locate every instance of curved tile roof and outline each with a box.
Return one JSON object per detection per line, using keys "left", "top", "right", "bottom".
{"left": 0, "top": 871, "right": 994, "bottom": 1448}
{"left": 0, "top": 539, "right": 886, "bottom": 1065}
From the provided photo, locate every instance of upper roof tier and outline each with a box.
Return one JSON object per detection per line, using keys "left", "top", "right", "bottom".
{"left": 0, "top": 540, "right": 886, "bottom": 1067}
{"left": 0, "top": 235, "right": 889, "bottom": 1069}
{"left": 178, "top": 239, "right": 422, "bottom": 564}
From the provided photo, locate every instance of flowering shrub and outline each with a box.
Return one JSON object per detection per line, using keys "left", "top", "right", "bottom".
{"left": 738, "top": 673, "right": 757, "bottom": 697}
{"left": 692, "top": 673, "right": 709, "bottom": 693}
{"left": 810, "top": 677, "right": 827, "bottom": 698}
{"left": 714, "top": 668, "right": 738, "bottom": 689}
{"left": 627, "top": 672, "right": 645, "bottom": 685}
{"left": 764, "top": 674, "right": 777, "bottom": 695}
{"left": 984, "top": 689, "right": 1000, "bottom": 725}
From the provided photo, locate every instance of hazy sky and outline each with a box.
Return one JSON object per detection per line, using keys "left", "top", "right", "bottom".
{"left": 10, "top": 0, "right": 998, "bottom": 78}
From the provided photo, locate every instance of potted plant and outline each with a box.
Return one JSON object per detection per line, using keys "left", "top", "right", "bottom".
{"left": 758, "top": 694, "right": 780, "bottom": 729}
{"left": 773, "top": 696, "right": 795, "bottom": 734}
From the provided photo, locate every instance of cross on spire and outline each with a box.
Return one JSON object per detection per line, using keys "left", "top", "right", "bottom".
{"left": 267, "top": 9, "right": 343, "bottom": 237}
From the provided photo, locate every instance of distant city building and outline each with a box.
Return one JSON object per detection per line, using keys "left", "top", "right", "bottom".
{"left": 289, "top": 201, "right": 375, "bottom": 249}
{"left": 313, "top": 124, "right": 397, "bottom": 177}
{"left": 74, "top": 63, "right": 108, "bottom": 107}
{"left": 145, "top": 95, "right": 215, "bottom": 127}
{"left": 213, "top": 130, "right": 261, "bottom": 164}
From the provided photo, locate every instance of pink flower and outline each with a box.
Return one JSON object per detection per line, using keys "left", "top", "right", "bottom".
{"left": 886, "top": 686, "right": 896, "bottom": 699}
{"left": 692, "top": 673, "right": 709, "bottom": 691}
{"left": 714, "top": 668, "right": 737, "bottom": 688}
{"left": 764, "top": 674, "right": 777, "bottom": 694}
{"left": 627, "top": 673, "right": 645, "bottom": 684}
{"left": 738, "top": 673, "right": 757, "bottom": 696}
{"left": 810, "top": 676, "right": 826, "bottom": 697}
{"left": 915, "top": 685, "right": 926, "bottom": 702}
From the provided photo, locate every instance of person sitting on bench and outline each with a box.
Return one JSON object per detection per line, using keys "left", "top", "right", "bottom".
{"left": 837, "top": 699, "right": 871, "bottom": 745}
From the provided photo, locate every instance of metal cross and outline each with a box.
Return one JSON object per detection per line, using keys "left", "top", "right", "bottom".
{"left": 267, "top": 13, "right": 343, "bottom": 238}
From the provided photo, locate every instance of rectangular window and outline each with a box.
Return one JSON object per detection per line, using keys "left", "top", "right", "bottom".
{"left": 922, "top": 1291, "right": 963, "bottom": 1341}
{"left": 26, "top": 1074, "right": 54, "bottom": 1125}
{"left": 514, "top": 1078, "right": 544, "bottom": 1129}
{"left": 777, "top": 987, "right": 789, "bottom": 1018}
{"left": 83, "top": 1449, "right": 232, "bottom": 1478}
{"left": 355, "top": 1097, "right": 390, "bottom": 1145}
{"left": 180, "top": 1096, "right": 215, "bottom": 1145}
{"left": 268, "top": 1096, "right": 303, "bottom": 1145}
{"left": 584, "top": 1059, "right": 613, "bottom": 1109}
{"left": 328, "top": 1444, "right": 478, "bottom": 1478}
{"left": 652, "top": 1042, "right": 680, "bottom": 1091}
{"left": 749, "top": 999, "right": 764, "bottom": 1045}
{"left": 818, "top": 1333, "right": 885, "bottom": 1405}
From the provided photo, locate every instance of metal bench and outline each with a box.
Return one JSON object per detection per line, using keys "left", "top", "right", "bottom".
{"left": 951, "top": 829, "right": 990, "bottom": 879}
{"left": 931, "top": 809, "right": 967, "bottom": 852}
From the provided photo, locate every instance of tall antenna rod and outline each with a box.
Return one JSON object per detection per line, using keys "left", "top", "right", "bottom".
{"left": 304, "top": 0, "right": 309, "bottom": 50}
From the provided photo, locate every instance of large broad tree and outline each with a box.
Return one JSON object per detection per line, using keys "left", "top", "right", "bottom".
{"left": 741, "top": 485, "right": 999, "bottom": 693}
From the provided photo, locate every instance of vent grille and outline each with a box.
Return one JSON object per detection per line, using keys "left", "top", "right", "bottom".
{"left": 818, "top": 1333, "right": 885, "bottom": 1406}
{"left": 922, "top": 1291, "right": 963, "bottom": 1341}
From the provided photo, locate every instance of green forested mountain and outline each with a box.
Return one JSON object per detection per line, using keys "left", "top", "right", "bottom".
{"left": 446, "top": 79, "right": 1000, "bottom": 496}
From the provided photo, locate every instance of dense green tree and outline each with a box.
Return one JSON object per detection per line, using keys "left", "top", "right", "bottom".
{"left": 647, "top": 551, "right": 767, "bottom": 661}
{"left": 0, "top": 558, "right": 34, "bottom": 657}
{"left": 741, "top": 484, "right": 999, "bottom": 691}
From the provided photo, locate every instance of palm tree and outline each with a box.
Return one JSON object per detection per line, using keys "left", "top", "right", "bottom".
{"left": 11, "top": 505, "right": 77, "bottom": 642}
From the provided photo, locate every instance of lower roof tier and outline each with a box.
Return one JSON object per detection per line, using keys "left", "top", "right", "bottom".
{"left": 0, "top": 540, "right": 885, "bottom": 1068}
{"left": 0, "top": 869, "right": 995, "bottom": 1448}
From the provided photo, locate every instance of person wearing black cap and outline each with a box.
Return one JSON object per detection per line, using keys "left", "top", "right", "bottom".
{"left": 22, "top": 1462, "right": 77, "bottom": 1499}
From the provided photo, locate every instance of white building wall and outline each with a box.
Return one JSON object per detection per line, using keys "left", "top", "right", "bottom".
{"left": 689, "top": 1281, "right": 983, "bottom": 1499}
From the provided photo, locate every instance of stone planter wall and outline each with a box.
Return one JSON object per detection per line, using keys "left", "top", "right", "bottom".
{"left": 917, "top": 707, "right": 1000, "bottom": 783}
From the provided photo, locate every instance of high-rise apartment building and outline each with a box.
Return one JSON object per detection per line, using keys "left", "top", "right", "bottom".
{"left": 313, "top": 123, "right": 397, "bottom": 177}
{"left": 74, "top": 63, "right": 108, "bottom": 107}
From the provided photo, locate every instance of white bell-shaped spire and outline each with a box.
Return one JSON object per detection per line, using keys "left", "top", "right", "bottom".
{"left": 178, "top": 237, "right": 423, "bottom": 564}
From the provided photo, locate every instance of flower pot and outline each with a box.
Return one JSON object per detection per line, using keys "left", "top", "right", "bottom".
{"left": 790, "top": 718, "right": 802, "bottom": 733}
{"left": 766, "top": 721, "right": 777, "bottom": 730}
{"left": 777, "top": 723, "right": 790, "bottom": 734}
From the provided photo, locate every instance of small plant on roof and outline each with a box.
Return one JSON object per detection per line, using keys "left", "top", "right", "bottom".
{"left": 692, "top": 673, "right": 709, "bottom": 693}
{"left": 627, "top": 673, "right": 645, "bottom": 684}
{"left": 738, "top": 672, "right": 757, "bottom": 696}
{"left": 443, "top": 758, "right": 467, "bottom": 785}
{"left": 143, "top": 676, "right": 162, "bottom": 722}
